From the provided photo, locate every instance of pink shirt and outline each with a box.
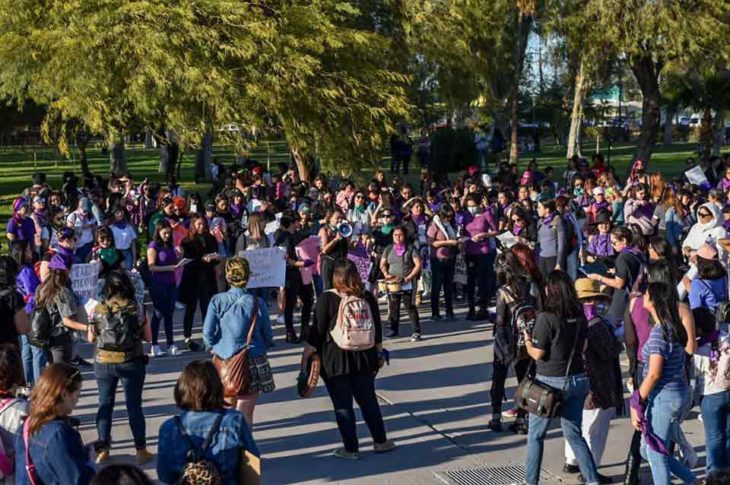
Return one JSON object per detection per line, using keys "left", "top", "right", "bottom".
{"left": 427, "top": 222, "right": 455, "bottom": 260}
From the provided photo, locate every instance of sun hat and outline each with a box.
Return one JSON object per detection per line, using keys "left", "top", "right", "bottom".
{"left": 592, "top": 187, "right": 605, "bottom": 196}
{"left": 575, "top": 278, "right": 611, "bottom": 301}
{"left": 696, "top": 243, "right": 718, "bottom": 260}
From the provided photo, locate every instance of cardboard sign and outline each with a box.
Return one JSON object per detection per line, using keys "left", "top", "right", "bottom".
{"left": 238, "top": 247, "right": 287, "bottom": 288}
{"left": 296, "top": 236, "right": 321, "bottom": 284}
{"left": 70, "top": 262, "right": 100, "bottom": 300}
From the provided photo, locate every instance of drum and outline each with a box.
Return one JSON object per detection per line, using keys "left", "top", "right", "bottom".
{"left": 377, "top": 280, "right": 388, "bottom": 292}
{"left": 386, "top": 281, "right": 402, "bottom": 293}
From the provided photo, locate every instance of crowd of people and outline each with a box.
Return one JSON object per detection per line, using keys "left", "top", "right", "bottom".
{"left": 0, "top": 149, "right": 729, "bottom": 484}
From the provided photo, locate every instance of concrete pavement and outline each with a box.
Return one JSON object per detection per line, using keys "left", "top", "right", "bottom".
{"left": 73, "top": 299, "right": 708, "bottom": 484}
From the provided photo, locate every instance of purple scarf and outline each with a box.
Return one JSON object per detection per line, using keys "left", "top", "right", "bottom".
{"left": 591, "top": 201, "right": 609, "bottom": 213}
{"left": 630, "top": 391, "right": 670, "bottom": 455}
{"left": 411, "top": 213, "right": 426, "bottom": 225}
{"left": 512, "top": 223, "right": 524, "bottom": 235}
{"left": 112, "top": 219, "right": 128, "bottom": 229}
{"left": 393, "top": 243, "right": 407, "bottom": 257}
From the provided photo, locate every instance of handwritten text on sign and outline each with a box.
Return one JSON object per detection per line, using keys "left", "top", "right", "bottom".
{"left": 70, "top": 262, "right": 100, "bottom": 300}
{"left": 238, "top": 247, "right": 287, "bottom": 288}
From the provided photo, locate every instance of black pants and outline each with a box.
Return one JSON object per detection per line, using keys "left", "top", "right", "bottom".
{"left": 324, "top": 374, "right": 387, "bottom": 453}
{"left": 46, "top": 332, "right": 73, "bottom": 365}
{"left": 387, "top": 291, "right": 420, "bottom": 334}
{"left": 284, "top": 273, "right": 313, "bottom": 335}
{"left": 466, "top": 254, "right": 490, "bottom": 311}
{"left": 321, "top": 257, "right": 336, "bottom": 290}
{"left": 182, "top": 281, "right": 213, "bottom": 339}
{"left": 538, "top": 255, "right": 557, "bottom": 280}
{"left": 490, "top": 356, "right": 531, "bottom": 418}
{"left": 430, "top": 258, "right": 455, "bottom": 317}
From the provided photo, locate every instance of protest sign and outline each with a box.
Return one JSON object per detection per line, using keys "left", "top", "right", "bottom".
{"left": 70, "top": 262, "right": 100, "bottom": 300}
{"left": 238, "top": 247, "right": 287, "bottom": 288}
{"left": 685, "top": 165, "right": 709, "bottom": 187}
{"left": 454, "top": 252, "right": 467, "bottom": 285}
{"left": 296, "top": 236, "right": 320, "bottom": 285}
{"left": 347, "top": 245, "right": 372, "bottom": 283}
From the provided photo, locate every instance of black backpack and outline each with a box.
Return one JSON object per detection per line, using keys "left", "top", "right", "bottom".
{"left": 29, "top": 305, "right": 58, "bottom": 349}
{"left": 176, "top": 413, "right": 224, "bottom": 485}
{"left": 95, "top": 303, "right": 141, "bottom": 353}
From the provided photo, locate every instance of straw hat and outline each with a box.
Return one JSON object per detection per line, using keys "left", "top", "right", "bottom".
{"left": 575, "top": 278, "right": 611, "bottom": 301}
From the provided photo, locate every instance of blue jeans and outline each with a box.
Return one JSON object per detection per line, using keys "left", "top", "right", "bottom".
{"left": 150, "top": 282, "right": 177, "bottom": 346}
{"left": 95, "top": 359, "right": 147, "bottom": 450}
{"left": 19, "top": 334, "right": 47, "bottom": 386}
{"left": 120, "top": 248, "right": 134, "bottom": 270}
{"left": 525, "top": 374, "right": 599, "bottom": 485}
{"left": 641, "top": 387, "right": 695, "bottom": 484}
{"left": 566, "top": 249, "right": 579, "bottom": 282}
{"left": 701, "top": 391, "right": 730, "bottom": 474}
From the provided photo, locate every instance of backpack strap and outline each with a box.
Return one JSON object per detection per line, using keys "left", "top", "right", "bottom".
{"left": 23, "top": 419, "right": 39, "bottom": 485}
{"left": 175, "top": 412, "right": 224, "bottom": 460}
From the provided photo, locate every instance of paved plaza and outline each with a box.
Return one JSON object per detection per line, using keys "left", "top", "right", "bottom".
{"left": 72, "top": 300, "right": 708, "bottom": 484}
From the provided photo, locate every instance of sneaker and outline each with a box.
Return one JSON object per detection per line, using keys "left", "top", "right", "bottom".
{"left": 487, "top": 418, "right": 502, "bottom": 432}
{"left": 373, "top": 439, "right": 397, "bottom": 453}
{"left": 386, "top": 330, "right": 399, "bottom": 338}
{"left": 150, "top": 345, "right": 166, "bottom": 357}
{"left": 432, "top": 315, "right": 444, "bottom": 322}
{"left": 410, "top": 332, "right": 421, "bottom": 342}
{"left": 174, "top": 301, "right": 185, "bottom": 311}
{"left": 501, "top": 407, "right": 518, "bottom": 418}
{"left": 95, "top": 449, "right": 110, "bottom": 464}
{"left": 562, "top": 463, "right": 580, "bottom": 474}
{"left": 136, "top": 448, "right": 154, "bottom": 465}
{"left": 579, "top": 472, "right": 613, "bottom": 484}
{"left": 445, "top": 312, "right": 456, "bottom": 321}
{"left": 275, "top": 314, "right": 285, "bottom": 325}
{"left": 466, "top": 310, "right": 478, "bottom": 321}
{"left": 508, "top": 421, "right": 528, "bottom": 435}
{"left": 169, "top": 344, "right": 181, "bottom": 356}
{"left": 184, "top": 339, "right": 201, "bottom": 352}
{"left": 331, "top": 448, "right": 360, "bottom": 460}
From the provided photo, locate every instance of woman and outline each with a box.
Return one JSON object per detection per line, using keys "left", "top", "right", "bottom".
{"left": 536, "top": 198, "right": 566, "bottom": 278}
{"left": 346, "top": 191, "right": 373, "bottom": 235}
{"left": 630, "top": 282, "right": 695, "bottom": 484}
{"left": 0, "top": 344, "right": 29, "bottom": 482}
{"left": 523, "top": 270, "right": 600, "bottom": 485}
{"left": 584, "top": 211, "right": 614, "bottom": 265}
{"left": 318, "top": 209, "right": 350, "bottom": 290}
{"left": 9, "top": 242, "right": 43, "bottom": 385}
{"left": 303, "top": 259, "right": 395, "bottom": 459}
{"left": 683, "top": 202, "right": 726, "bottom": 257}
{"left": 234, "top": 212, "right": 269, "bottom": 254}
{"left": 587, "top": 226, "right": 643, "bottom": 328}
{"left": 34, "top": 257, "right": 88, "bottom": 364}
{"left": 380, "top": 225, "right": 422, "bottom": 341}
{"left": 66, "top": 197, "right": 97, "bottom": 263}
{"left": 462, "top": 194, "right": 496, "bottom": 320}
{"left": 157, "top": 360, "right": 259, "bottom": 485}
{"left": 179, "top": 214, "right": 221, "bottom": 352}
{"left": 86, "top": 271, "right": 152, "bottom": 465}
{"left": 489, "top": 251, "right": 533, "bottom": 434}
{"left": 92, "top": 226, "right": 124, "bottom": 278}
{"left": 108, "top": 205, "right": 137, "bottom": 270}
{"left": 623, "top": 183, "right": 655, "bottom": 237}
{"left": 688, "top": 244, "right": 727, "bottom": 312}
{"left": 508, "top": 206, "right": 537, "bottom": 247}
{"left": 146, "top": 220, "right": 180, "bottom": 357}
{"left": 15, "top": 363, "right": 95, "bottom": 485}
{"left": 6, "top": 198, "right": 36, "bottom": 253}
{"left": 203, "top": 257, "right": 274, "bottom": 425}
{"left": 563, "top": 279, "right": 623, "bottom": 484}
{"left": 427, "top": 204, "right": 460, "bottom": 321}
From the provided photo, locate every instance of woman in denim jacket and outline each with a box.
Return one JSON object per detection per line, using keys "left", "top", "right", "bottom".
{"left": 15, "top": 363, "right": 95, "bottom": 485}
{"left": 157, "top": 360, "right": 259, "bottom": 485}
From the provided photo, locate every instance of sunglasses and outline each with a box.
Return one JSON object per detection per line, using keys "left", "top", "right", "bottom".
{"left": 699, "top": 212, "right": 712, "bottom": 218}
{"left": 355, "top": 195, "right": 365, "bottom": 199}
{"left": 382, "top": 214, "right": 393, "bottom": 218}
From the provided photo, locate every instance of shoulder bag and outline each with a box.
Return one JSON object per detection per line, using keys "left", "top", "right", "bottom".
{"left": 514, "top": 318, "right": 583, "bottom": 418}
{"left": 212, "top": 297, "right": 259, "bottom": 399}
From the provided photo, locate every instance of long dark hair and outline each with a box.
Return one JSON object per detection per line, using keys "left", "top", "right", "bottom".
{"left": 647, "top": 282, "right": 688, "bottom": 347}
{"left": 36, "top": 269, "right": 70, "bottom": 307}
{"left": 332, "top": 259, "right": 364, "bottom": 297}
{"left": 495, "top": 251, "right": 527, "bottom": 290}
{"left": 0, "top": 256, "right": 19, "bottom": 289}
{"left": 153, "top": 219, "right": 173, "bottom": 248}
{"left": 102, "top": 271, "right": 135, "bottom": 302}
{"left": 9, "top": 240, "right": 32, "bottom": 268}
{"left": 544, "top": 270, "right": 583, "bottom": 320}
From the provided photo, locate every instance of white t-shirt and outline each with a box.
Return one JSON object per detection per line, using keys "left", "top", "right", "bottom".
{"left": 110, "top": 223, "right": 138, "bottom": 250}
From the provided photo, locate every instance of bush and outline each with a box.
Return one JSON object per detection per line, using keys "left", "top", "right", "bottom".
{"left": 429, "top": 127, "right": 478, "bottom": 173}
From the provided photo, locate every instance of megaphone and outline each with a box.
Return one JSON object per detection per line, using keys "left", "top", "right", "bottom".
{"left": 338, "top": 222, "right": 353, "bottom": 238}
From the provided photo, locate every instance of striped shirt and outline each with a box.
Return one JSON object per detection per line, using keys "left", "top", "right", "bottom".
{"left": 642, "top": 325, "right": 688, "bottom": 393}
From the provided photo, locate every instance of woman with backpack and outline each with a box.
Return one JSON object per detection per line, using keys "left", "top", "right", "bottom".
{"left": 34, "top": 256, "right": 89, "bottom": 364}
{"left": 379, "top": 225, "right": 422, "bottom": 341}
{"left": 157, "top": 360, "right": 259, "bottom": 485}
{"left": 303, "top": 259, "right": 395, "bottom": 460}
{"left": 14, "top": 363, "right": 95, "bottom": 485}
{"left": 203, "top": 257, "right": 274, "bottom": 426}
{"left": 86, "top": 271, "right": 152, "bottom": 465}
{"left": 522, "top": 270, "right": 601, "bottom": 485}
{"left": 0, "top": 344, "right": 29, "bottom": 483}
{"left": 489, "top": 250, "right": 534, "bottom": 434}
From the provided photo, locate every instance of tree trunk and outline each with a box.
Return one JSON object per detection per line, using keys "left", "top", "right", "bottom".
{"left": 144, "top": 127, "right": 157, "bottom": 149}
{"left": 292, "top": 148, "right": 314, "bottom": 183}
{"left": 700, "top": 107, "right": 714, "bottom": 159}
{"left": 663, "top": 106, "right": 675, "bottom": 146}
{"left": 567, "top": 60, "right": 588, "bottom": 159}
{"left": 75, "top": 130, "right": 90, "bottom": 174}
{"left": 508, "top": 12, "right": 532, "bottom": 164}
{"left": 157, "top": 129, "right": 179, "bottom": 181}
{"left": 195, "top": 129, "right": 213, "bottom": 182}
{"left": 712, "top": 110, "right": 726, "bottom": 157}
{"left": 630, "top": 52, "right": 662, "bottom": 164}
{"left": 109, "top": 132, "right": 126, "bottom": 174}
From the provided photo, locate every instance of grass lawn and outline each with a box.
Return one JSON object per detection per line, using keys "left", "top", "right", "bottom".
{"left": 0, "top": 140, "right": 725, "bottom": 246}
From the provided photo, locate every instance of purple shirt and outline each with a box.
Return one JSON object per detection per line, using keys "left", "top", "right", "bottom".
{"left": 7, "top": 217, "right": 36, "bottom": 249}
{"left": 462, "top": 212, "right": 491, "bottom": 256}
{"left": 150, "top": 241, "right": 178, "bottom": 285}
{"left": 587, "top": 233, "right": 614, "bottom": 259}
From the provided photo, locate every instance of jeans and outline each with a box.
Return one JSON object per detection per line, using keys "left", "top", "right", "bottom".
{"left": 490, "top": 357, "right": 530, "bottom": 418}
{"left": 566, "top": 249, "right": 579, "bottom": 282}
{"left": 323, "top": 374, "right": 387, "bottom": 453}
{"left": 641, "top": 387, "right": 695, "bottom": 484}
{"left": 525, "top": 374, "right": 599, "bottom": 485}
{"left": 95, "top": 360, "right": 147, "bottom": 450}
{"left": 387, "top": 290, "right": 420, "bottom": 334}
{"left": 120, "top": 248, "right": 134, "bottom": 270}
{"left": 430, "top": 258, "right": 455, "bottom": 317}
{"left": 182, "top": 280, "right": 213, "bottom": 340}
{"left": 465, "top": 254, "right": 489, "bottom": 311}
{"left": 19, "top": 334, "right": 47, "bottom": 385}
{"left": 150, "top": 282, "right": 177, "bottom": 346}
{"left": 701, "top": 391, "right": 730, "bottom": 474}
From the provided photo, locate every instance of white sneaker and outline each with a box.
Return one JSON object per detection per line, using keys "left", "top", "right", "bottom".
{"left": 169, "top": 344, "right": 181, "bottom": 356}
{"left": 275, "top": 314, "right": 285, "bottom": 325}
{"left": 150, "top": 345, "right": 166, "bottom": 357}
{"left": 174, "top": 302, "right": 185, "bottom": 311}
